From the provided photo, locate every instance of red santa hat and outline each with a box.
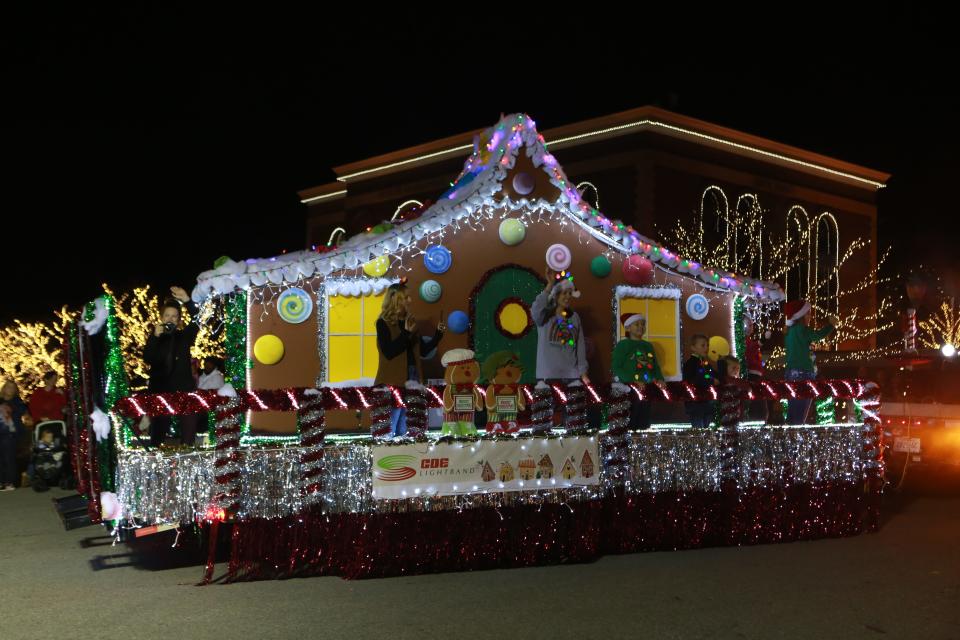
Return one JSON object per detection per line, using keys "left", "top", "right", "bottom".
{"left": 784, "top": 300, "right": 811, "bottom": 326}
{"left": 620, "top": 313, "right": 645, "bottom": 329}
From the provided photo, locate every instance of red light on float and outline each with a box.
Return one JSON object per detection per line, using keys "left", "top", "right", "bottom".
{"left": 203, "top": 506, "right": 227, "bottom": 522}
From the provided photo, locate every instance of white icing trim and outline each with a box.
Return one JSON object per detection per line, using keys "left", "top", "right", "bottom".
{"left": 320, "top": 378, "right": 375, "bottom": 389}
{"left": 615, "top": 286, "right": 683, "bottom": 300}
{"left": 326, "top": 278, "right": 399, "bottom": 297}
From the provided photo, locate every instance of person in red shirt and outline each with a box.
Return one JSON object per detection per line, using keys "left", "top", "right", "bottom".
{"left": 29, "top": 372, "right": 67, "bottom": 423}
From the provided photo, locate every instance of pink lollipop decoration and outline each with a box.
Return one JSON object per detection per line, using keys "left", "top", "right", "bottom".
{"left": 545, "top": 243, "right": 572, "bottom": 271}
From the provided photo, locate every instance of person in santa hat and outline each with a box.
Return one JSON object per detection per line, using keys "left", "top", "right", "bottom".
{"left": 783, "top": 299, "right": 837, "bottom": 425}
{"left": 611, "top": 313, "right": 665, "bottom": 429}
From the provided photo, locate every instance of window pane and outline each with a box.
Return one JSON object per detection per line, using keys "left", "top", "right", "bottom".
{"left": 650, "top": 337, "right": 679, "bottom": 379}
{"left": 328, "top": 336, "right": 362, "bottom": 382}
{"left": 329, "top": 296, "right": 362, "bottom": 335}
{"left": 647, "top": 299, "right": 676, "bottom": 336}
{"left": 362, "top": 293, "right": 385, "bottom": 335}
{"left": 362, "top": 335, "right": 380, "bottom": 379}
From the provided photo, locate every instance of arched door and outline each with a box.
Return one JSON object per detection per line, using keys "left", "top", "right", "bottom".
{"left": 471, "top": 265, "right": 543, "bottom": 384}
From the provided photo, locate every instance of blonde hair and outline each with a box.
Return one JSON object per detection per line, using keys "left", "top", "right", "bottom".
{"left": 379, "top": 286, "right": 408, "bottom": 326}
{"left": 1, "top": 380, "right": 18, "bottom": 399}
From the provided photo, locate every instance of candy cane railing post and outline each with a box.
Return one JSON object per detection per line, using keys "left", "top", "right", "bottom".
{"left": 855, "top": 381, "right": 884, "bottom": 531}
{"left": 200, "top": 393, "right": 242, "bottom": 585}
{"left": 564, "top": 381, "right": 588, "bottom": 431}
{"left": 370, "top": 386, "right": 394, "bottom": 438}
{"left": 402, "top": 383, "right": 428, "bottom": 439}
{"left": 530, "top": 382, "right": 554, "bottom": 436}
{"left": 298, "top": 389, "right": 326, "bottom": 506}
{"left": 602, "top": 382, "right": 632, "bottom": 489}
{"left": 717, "top": 382, "right": 745, "bottom": 486}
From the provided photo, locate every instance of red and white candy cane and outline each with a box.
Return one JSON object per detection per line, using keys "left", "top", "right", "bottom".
{"left": 298, "top": 389, "right": 326, "bottom": 504}
{"left": 602, "top": 382, "right": 632, "bottom": 486}
{"left": 370, "top": 386, "right": 394, "bottom": 438}
{"left": 212, "top": 396, "right": 243, "bottom": 517}
{"left": 530, "top": 384, "right": 554, "bottom": 435}
{"left": 564, "top": 381, "right": 588, "bottom": 430}
{"left": 403, "top": 384, "right": 428, "bottom": 439}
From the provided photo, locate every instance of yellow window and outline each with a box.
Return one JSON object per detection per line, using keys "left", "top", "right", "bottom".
{"left": 617, "top": 294, "right": 681, "bottom": 381}
{"left": 327, "top": 293, "right": 385, "bottom": 382}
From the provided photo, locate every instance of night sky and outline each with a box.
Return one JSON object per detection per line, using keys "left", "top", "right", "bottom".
{"left": 3, "top": 10, "right": 955, "bottom": 325}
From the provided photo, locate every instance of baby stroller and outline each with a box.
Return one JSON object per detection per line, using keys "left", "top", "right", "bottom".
{"left": 30, "top": 420, "right": 67, "bottom": 492}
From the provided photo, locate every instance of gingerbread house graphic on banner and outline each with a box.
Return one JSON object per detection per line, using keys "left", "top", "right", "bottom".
{"left": 190, "top": 114, "right": 783, "bottom": 436}
{"left": 518, "top": 457, "right": 536, "bottom": 481}
{"left": 498, "top": 462, "right": 515, "bottom": 482}
{"left": 481, "top": 461, "right": 495, "bottom": 483}
{"left": 538, "top": 454, "right": 555, "bottom": 479}
{"left": 561, "top": 458, "right": 578, "bottom": 481}
{"left": 580, "top": 450, "right": 595, "bottom": 478}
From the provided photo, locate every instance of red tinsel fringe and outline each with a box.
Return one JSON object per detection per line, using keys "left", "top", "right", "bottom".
{"left": 205, "top": 475, "right": 882, "bottom": 583}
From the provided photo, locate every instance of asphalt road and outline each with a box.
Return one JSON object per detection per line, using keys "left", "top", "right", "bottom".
{"left": 1, "top": 469, "right": 958, "bottom": 640}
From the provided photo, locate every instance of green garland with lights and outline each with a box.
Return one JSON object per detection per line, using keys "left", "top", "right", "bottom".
{"left": 224, "top": 291, "right": 250, "bottom": 438}
{"left": 225, "top": 291, "right": 249, "bottom": 390}
{"left": 103, "top": 297, "right": 134, "bottom": 442}
{"left": 99, "top": 296, "right": 137, "bottom": 490}
{"left": 67, "top": 321, "right": 88, "bottom": 495}
{"left": 734, "top": 296, "right": 747, "bottom": 378}
{"left": 816, "top": 397, "right": 835, "bottom": 425}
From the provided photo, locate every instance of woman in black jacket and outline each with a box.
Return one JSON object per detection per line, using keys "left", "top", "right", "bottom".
{"left": 143, "top": 286, "right": 201, "bottom": 446}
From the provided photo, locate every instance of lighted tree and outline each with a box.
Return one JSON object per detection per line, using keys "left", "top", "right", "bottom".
{"left": 0, "top": 307, "right": 70, "bottom": 391}
{"left": 919, "top": 300, "right": 960, "bottom": 351}
{"left": 102, "top": 283, "right": 155, "bottom": 388}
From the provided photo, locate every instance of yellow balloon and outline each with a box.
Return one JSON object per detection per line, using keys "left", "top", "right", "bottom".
{"left": 362, "top": 255, "right": 389, "bottom": 277}
{"left": 708, "top": 336, "right": 730, "bottom": 363}
{"left": 254, "top": 334, "right": 285, "bottom": 365}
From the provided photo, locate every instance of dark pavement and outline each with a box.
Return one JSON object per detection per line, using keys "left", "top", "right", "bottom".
{"left": 1, "top": 469, "right": 958, "bottom": 640}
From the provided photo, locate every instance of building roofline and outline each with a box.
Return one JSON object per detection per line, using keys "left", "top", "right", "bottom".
{"left": 316, "top": 106, "right": 889, "bottom": 194}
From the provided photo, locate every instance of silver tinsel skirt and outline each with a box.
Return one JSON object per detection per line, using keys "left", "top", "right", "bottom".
{"left": 116, "top": 425, "right": 868, "bottom": 525}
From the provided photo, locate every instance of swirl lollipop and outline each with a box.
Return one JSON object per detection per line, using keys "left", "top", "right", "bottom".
{"left": 545, "top": 243, "right": 572, "bottom": 271}
{"left": 685, "top": 294, "right": 710, "bottom": 320}
{"left": 419, "top": 280, "right": 443, "bottom": 303}
{"left": 424, "top": 245, "right": 452, "bottom": 274}
{"left": 277, "top": 287, "right": 313, "bottom": 324}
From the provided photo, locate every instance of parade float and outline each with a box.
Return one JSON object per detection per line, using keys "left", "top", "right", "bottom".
{"left": 64, "top": 114, "right": 882, "bottom": 582}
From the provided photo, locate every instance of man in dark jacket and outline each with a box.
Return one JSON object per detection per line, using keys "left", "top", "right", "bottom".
{"left": 143, "top": 286, "right": 201, "bottom": 446}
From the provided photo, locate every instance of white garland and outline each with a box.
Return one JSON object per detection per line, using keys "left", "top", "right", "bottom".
{"left": 326, "top": 278, "right": 398, "bottom": 297}
{"left": 320, "top": 378, "right": 375, "bottom": 389}
{"left": 615, "top": 286, "right": 683, "bottom": 300}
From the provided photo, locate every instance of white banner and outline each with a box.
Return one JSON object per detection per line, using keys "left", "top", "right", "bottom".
{"left": 371, "top": 436, "right": 600, "bottom": 499}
